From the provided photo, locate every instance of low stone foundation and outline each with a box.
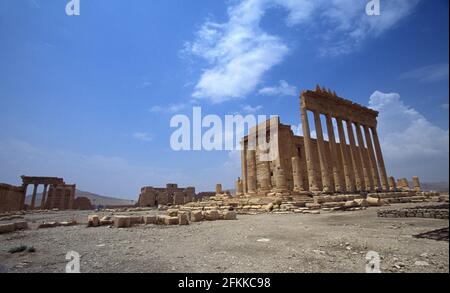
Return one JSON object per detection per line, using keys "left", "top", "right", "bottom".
{"left": 378, "top": 204, "right": 449, "bottom": 220}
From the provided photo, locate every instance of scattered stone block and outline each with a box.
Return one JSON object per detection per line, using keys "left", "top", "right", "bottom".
{"left": 164, "top": 216, "right": 179, "bottom": 225}
{"left": 0, "top": 223, "right": 16, "bottom": 234}
{"left": 60, "top": 220, "right": 77, "bottom": 227}
{"left": 100, "top": 216, "right": 113, "bottom": 226}
{"left": 191, "top": 211, "right": 204, "bottom": 222}
{"left": 88, "top": 215, "right": 100, "bottom": 227}
{"left": 38, "top": 222, "right": 59, "bottom": 229}
{"left": 223, "top": 210, "right": 237, "bottom": 220}
{"left": 178, "top": 212, "right": 189, "bottom": 225}
{"left": 157, "top": 215, "right": 169, "bottom": 225}
{"left": 167, "top": 209, "right": 179, "bottom": 217}
{"left": 205, "top": 210, "right": 220, "bottom": 221}
{"left": 130, "top": 216, "right": 143, "bottom": 225}
{"left": 114, "top": 216, "right": 131, "bottom": 228}
{"left": 305, "top": 203, "right": 321, "bottom": 210}
{"left": 13, "top": 221, "right": 28, "bottom": 230}
{"left": 143, "top": 215, "right": 157, "bottom": 225}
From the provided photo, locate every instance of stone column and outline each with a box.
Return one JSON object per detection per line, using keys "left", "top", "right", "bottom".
{"left": 346, "top": 121, "right": 365, "bottom": 191}
{"left": 301, "top": 107, "right": 319, "bottom": 192}
{"left": 258, "top": 149, "right": 272, "bottom": 193}
{"left": 313, "top": 110, "right": 334, "bottom": 193}
{"left": 40, "top": 184, "right": 48, "bottom": 209}
{"left": 412, "top": 176, "right": 422, "bottom": 192}
{"left": 30, "top": 184, "right": 38, "bottom": 210}
{"left": 355, "top": 123, "right": 374, "bottom": 192}
{"left": 346, "top": 121, "right": 366, "bottom": 191}
{"left": 60, "top": 186, "right": 66, "bottom": 210}
{"left": 274, "top": 168, "right": 288, "bottom": 192}
{"left": 363, "top": 125, "right": 382, "bottom": 191}
{"left": 336, "top": 118, "right": 355, "bottom": 193}
{"left": 20, "top": 184, "right": 28, "bottom": 210}
{"left": 292, "top": 156, "right": 305, "bottom": 192}
{"left": 215, "top": 184, "right": 223, "bottom": 194}
{"left": 236, "top": 178, "right": 244, "bottom": 196}
{"left": 397, "top": 178, "right": 410, "bottom": 191}
{"left": 371, "top": 127, "right": 389, "bottom": 191}
{"left": 69, "top": 185, "right": 76, "bottom": 210}
{"left": 241, "top": 142, "right": 248, "bottom": 194}
{"left": 388, "top": 177, "right": 397, "bottom": 192}
{"left": 246, "top": 150, "right": 257, "bottom": 195}
{"left": 50, "top": 185, "right": 57, "bottom": 209}
{"left": 326, "top": 114, "right": 345, "bottom": 193}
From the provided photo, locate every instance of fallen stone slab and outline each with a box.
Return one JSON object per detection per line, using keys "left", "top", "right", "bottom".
{"left": 114, "top": 216, "right": 132, "bottom": 228}
{"left": 190, "top": 211, "right": 204, "bottom": 222}
{"left": 100, "top": 216, "right": 113, "bottom": 226}
{"left": 14, "top": 221, "right": 28, "bottom": 231}
{"left": 178, "top": 212, "right": 189, "bottom": 225}
{"left": 223, "top": 210, "right": 237, "bottom": 220}
{"left": 143, "top": 215, "right": 157, "bottom": 225}
{"left": 305, "top": 203, "right": 321, "bottom": 210}
{"left": 60, "top": 220, "right": 78, "bottom": 227}
{"left": 0, "top": 223, "right": 16, "bottom": 234}
{"left": 88, "top": 215, "right": 100, "bottom": 227}
{"left": 167, "top": 209, "right": 179, "bottom": 217}
{"left": 204, "top": 210, "right": 220, "bottom": 221}
{"left": 130, "top": 216, "right": 144, "bottom": 225}
{"left": 164, "top": 216, "right": 179, "bottom": 225}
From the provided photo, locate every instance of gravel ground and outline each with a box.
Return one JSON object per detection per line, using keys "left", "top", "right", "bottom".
{"left": 0, "top": 203, "right": 448, "bottom": 273}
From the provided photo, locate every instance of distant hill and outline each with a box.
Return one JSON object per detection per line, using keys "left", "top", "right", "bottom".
{"left": 26, "top": 189, "right": 135, "bottom": 207}
{"left": 421, "top": 182, "right": 449, "bottom": 193}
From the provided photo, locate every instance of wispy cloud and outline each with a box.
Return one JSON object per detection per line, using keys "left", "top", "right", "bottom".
{"left": 242, "top": 104, "right": 263, "bottom": 113}
{"left": 149, "top": 103, "right": 187, "bottom": 114}
{"left": 185, "top": 0, "right": 419, "bottom": 103}
{"left": 259, "top": 80, "right": 297, "bottom": 97}
{"left": 133, "top": 132, "right": 152, "bottom": 142}
{"left": 400, "top": 63, "right": 449, "bottom": 83}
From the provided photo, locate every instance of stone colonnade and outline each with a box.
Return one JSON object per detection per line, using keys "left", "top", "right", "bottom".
{"left": 239, "top": 87, "right": 391, "bottom": 195}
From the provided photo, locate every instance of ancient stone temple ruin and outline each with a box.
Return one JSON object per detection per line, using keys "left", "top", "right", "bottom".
{"left": 0, "top": 176, "right": 78, "bottom": 212}
{"left": 22, "top": 176, "right": 77, "bottom": 210}
{"left": 138, "top": 184, "right": 196, "bottom": 207}
{"left": 239, "top": 86, "right": 392, "bottom": 196}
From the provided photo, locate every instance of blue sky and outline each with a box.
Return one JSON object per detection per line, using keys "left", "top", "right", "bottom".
{"left": 0, "top": 0, "right": 448, "bottom": 199}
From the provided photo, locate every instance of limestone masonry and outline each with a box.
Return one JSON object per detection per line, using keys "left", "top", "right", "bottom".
{"left": 138, "top": 184, "right": 196, "bottom": 207}
{"left": 239, "top": 86, "right": 392, "bottom": 196}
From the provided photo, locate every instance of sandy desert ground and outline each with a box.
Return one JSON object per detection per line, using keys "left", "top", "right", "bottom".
{"left": 0, "top": 203, "right": 448, "bottom": 273}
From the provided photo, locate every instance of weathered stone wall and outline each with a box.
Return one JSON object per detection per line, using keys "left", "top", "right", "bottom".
{"left": 73, "top": 197, "right": 94, "bottom": 210}
{"left": 0, "top": 184, "right": 24, "bottom": 213}
{"left": 45, "top": 184, "right": 76, "bottom": 210}
{"left": 138, "top": 184, "right": 196, "bottom": 207}
{"left": 378, "top": 205, "right": 449, "bottom": 219}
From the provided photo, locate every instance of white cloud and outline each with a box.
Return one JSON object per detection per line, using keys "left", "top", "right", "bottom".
{"left": 369, "top": 91, "right": 449, "bottom": 182}
{"left": 186, "top": 0, "right": 289, "bottom": 103}
{"left": 400, "top": 63, "right": 449, "bottom": 83}
{"left": 441, "top": 103, "right": 449, "bottom": 110}
{"left": 133, "top": 132, "right": 152, "bottom": 142}
{"left": 259, "top": 80, "right": 297, "bottom": 96}
{"left": 185, "top": 0, "right": 419, "bottom": 103}
{"left": 242, "top": 104, "right": 263, "bottom": 113}
{"left": 149, "top": 103, "right": 187, "bottom": 114}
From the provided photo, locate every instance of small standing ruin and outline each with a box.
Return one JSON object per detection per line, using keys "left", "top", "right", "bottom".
{"left": 138, "top": 184, "right": 196, "bottom": 207}
{"left": 0, "top": 176, "right": 79, "bottom": 212}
